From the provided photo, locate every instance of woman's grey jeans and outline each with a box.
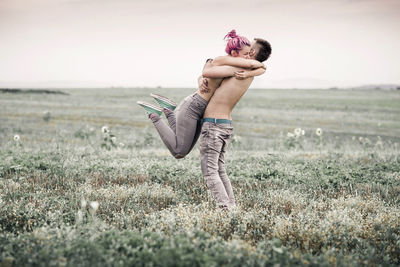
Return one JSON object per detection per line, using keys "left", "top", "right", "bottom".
{"left": 151, "top": 93, "right": 208, "bottom": 158}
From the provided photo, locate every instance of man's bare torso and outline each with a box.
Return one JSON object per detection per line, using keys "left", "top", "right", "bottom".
{"left": 203, "top": 76, "right": 254, "bottom": 120}
{"left": 195, "top": 77, "right": 223, "bottom": 102}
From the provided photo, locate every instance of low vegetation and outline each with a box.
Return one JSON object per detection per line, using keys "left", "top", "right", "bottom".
{"left": 1, "top": 88, "right": 399, "bottom": 266}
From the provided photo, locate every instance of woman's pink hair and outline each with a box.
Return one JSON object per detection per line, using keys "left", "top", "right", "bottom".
{"left": 224, "top": 29, "right": 251, "bottom": 55}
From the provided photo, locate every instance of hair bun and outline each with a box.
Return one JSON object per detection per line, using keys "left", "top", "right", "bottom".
{"left": 224, "top": 30, "right": 237, "bottom": 40}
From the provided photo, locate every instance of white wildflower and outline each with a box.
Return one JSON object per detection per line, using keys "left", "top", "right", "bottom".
{"left": 13, "top": 135, "right": 20, "bottom": 142}
{"left": 352, "top": 136, "right": 356, "bottom": 141}
{"left": 76, "top": 210, "right": 83, "bottom": 224}
{"left": 90, "top": 201, "right": 99, "bottom": 211}
{"left": 375, "top": 136, "right": 383, "bottom": 148}
{"left": 233, "top": 135, "right": 242, "bottom": 143}
{"left": 111, "top": 136, "right": 117, "bottom": 143}
{"left": 119, "top": 142, "right": 125, "bottom": 147}
{"left": 287, "top": 132, "right": 295, "bottom": 138}
{"left": 301, "top": 129, "right": 305, "bottom": 136}
{"left": 316, "top": 128, "right": 323, "bottom": 137}
{"left": 42, "top": 110, "right": 51, "bottom": 122}
{"left": 294, "top": 128, "right": 301, "bottom": 136}
{"left": 359, "top": 137, "right": 363, "bottom": 142}
{"left": 273, "top": 247, "right": 283, "bottom": 254}
{"left": 101, "top": 126, "right": 109, "bottom": 134}
{"left": 81, "top": 198, "right": 87, "bottom": 209}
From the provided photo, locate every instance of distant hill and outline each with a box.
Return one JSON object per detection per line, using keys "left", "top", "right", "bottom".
{"left": 348, "top": 84, "right": 400, "bottom": 90}
{"left": 0, "top": 88, "right": 68, "bottom": 95}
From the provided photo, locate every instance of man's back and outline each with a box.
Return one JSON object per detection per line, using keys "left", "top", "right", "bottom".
{"left": 203, "top": 76, "right": 254, "bottom": 120}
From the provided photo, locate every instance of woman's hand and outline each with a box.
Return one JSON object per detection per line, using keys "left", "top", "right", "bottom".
{"left": 235, "top": 65, "right": 267, "bottom": 79}
{"left": 234, "top": 70, "right": 249, "bottom": 80}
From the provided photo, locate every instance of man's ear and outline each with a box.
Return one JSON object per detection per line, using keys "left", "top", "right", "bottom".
{"left": 250, "top": 52, "right": 256, "bottom": 60}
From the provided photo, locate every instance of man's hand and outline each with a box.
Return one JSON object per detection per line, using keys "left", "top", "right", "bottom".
{"left": 198, "top": 76, "right": 210, "bottom": 93}
{"left": 250, "top": 60, "right": 265, "bottom": 69}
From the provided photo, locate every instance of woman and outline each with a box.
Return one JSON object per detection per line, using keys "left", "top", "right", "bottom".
{"left": 137, "top": 30, "right": 266, "bottom": 158}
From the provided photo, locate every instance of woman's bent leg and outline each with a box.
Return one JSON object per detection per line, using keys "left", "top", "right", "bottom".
{"left": 186, "top": 120, "right": 202, "bottom": 154}
{"left": 150, "top": 93, "right": 207, "bottom": 158}
{"left": 150, "top": 115, "right": 178, "bottom": 155}
{"left": 163, "top": 108, "right": 177, "bottom": 133}
{"left": 174, "top": 93, "right": 208, "bottom": 157}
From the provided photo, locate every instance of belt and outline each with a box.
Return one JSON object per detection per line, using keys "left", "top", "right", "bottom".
{"left": 201, "top": 118, "right": 232, "bottom": 124}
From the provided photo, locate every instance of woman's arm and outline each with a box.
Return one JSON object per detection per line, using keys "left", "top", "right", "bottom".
{"left": 202, "top": 64, "right": 243, "bottom": 78}
{"left": 201, "top": 57, "right": 266, "bottom": 79}
{"left": 212, "top": 55, "right": 265, "bottom": 69}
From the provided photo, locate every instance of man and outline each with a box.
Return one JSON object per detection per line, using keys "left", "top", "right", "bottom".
{"left": 199, "top": 38, "right": 272, "bottom": 210}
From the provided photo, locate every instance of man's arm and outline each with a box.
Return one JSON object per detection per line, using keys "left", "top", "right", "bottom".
{"left": 212, "top": 55, "right": 265, "bottom": 69}
{"left": 197, "top": 75, "right": 210, "bottom": 93}
{"left": 234, "top": 67, "right": 266, "bottom": 80}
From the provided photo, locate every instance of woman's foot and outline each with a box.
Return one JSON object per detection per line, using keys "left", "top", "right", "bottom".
{"left": 137, "top": 101, "right": 162, "bottom": 116}
{"left": 150, "top": 93, "right": 177, "bottom": 110}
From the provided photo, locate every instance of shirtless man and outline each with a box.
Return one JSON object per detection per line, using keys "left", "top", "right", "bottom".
{"left": 199, "top": 38, "right": 272, "bottom": 210}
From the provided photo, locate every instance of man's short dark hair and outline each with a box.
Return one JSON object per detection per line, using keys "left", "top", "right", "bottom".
{"left": 254, "top": 38, "right": 272, "bottom": 62}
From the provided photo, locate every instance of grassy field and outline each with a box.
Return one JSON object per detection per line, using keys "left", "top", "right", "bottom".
{"left": 0, "top": 88, "right": 399, "bottom": 266}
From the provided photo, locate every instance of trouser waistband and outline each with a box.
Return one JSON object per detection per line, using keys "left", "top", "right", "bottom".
{"left": 192, "top": 93, "right": 209, "bottom": 105}
{"left": 201, "top": 118, "right": 232, "bottom": 124}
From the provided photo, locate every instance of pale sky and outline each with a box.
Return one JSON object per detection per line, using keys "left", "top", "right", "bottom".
{"left": 1, "top": 0, "right": 399, "bottom": 88}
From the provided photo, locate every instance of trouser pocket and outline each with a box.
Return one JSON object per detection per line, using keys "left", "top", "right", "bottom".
{"left": 186, "top": 97, "right": 206, "bottom": 119}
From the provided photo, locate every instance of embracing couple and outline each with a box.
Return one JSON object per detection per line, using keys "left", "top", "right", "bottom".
{"left": 138, "top": 30, "right": 272, "bottom": 210}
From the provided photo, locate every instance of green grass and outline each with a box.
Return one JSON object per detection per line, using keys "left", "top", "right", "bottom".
{"left": 0, "top": 88, "right": 399, "bottom": 266}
